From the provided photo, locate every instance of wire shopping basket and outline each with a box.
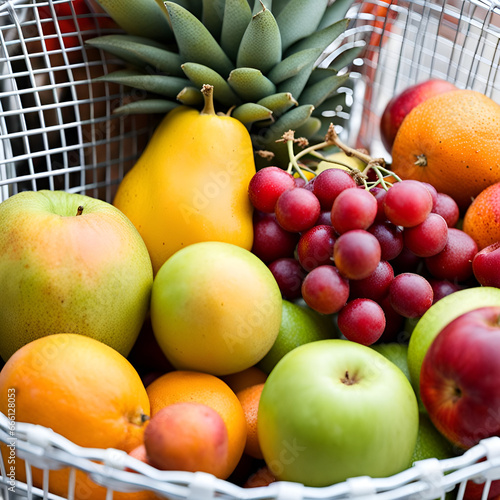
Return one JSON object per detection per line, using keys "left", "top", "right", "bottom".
{"left": 2, "top": 0, "right": 500, "bottom": 499}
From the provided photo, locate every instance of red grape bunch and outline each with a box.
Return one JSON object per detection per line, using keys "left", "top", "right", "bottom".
{"left": 248, "top": 165, "right": 478, "bottom": 347}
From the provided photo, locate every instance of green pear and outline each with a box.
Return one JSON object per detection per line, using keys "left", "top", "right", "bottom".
{"left": 0, "top": 190, "right": 153, "bottom": 360}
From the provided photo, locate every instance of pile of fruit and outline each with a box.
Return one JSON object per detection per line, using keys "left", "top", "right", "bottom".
{"left": 3, "top": 2, "right": 500, "bottom": 500}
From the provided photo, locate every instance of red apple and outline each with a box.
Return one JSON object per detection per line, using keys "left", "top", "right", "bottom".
{"left": 473, "top": 242, "right": 500, "bottom": 287}
{"left": 420, "top": 306, "right": 500, "bottom": 449}
{"left": 380, "top": 79, "right": 457, "bottom": 152}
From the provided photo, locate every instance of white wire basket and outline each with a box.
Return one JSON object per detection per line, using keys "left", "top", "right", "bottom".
{"left": 2, "top": 0, "right": 500, "bottom": 499}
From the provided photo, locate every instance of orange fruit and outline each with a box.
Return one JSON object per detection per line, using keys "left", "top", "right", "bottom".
{"left": 146, "top": 370, "right": 246, "bottom": 479}
{"left": 236, "top": 383, "right": 265, "bottom": 460}
{"left": 0, "top": 333, "right": 153, "bottom": 500}
{"left": 463, "top": 182, "right": 500, "bottom": 250}
{"left": 222, "top": 366, "right": 268, "bottom": 394}
{"left": 391, "top": 89, "right": 500, "bottom": 211}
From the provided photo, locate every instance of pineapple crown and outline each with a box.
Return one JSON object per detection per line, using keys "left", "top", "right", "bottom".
{"left": 87, "top": 0, "right": 360, "bottom": 167}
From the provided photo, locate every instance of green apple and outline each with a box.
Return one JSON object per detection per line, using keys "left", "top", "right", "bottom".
{"left": 150, "top": 241, "right": 282, "bottom": 376}
{"left": 258, "top": 299, "right": 336, "bottom": 374}
{"left": 258, "top": 339, "right": 419, "bottom": 486}
{"left": 0, "top": 190, "right": 153, "bottom": 360}
{"left": 371, "top": 342, "right": 411, "bottom": 382}
{"left": 407, "top": 286, "right": 500, "bottom": 397}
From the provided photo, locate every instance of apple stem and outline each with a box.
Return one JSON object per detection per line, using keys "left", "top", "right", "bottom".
{"left": 341, "top": 370, "right": 357, "bottom": 385}
{"left": 76, "top": 206, "right": 84, "bottom": 216}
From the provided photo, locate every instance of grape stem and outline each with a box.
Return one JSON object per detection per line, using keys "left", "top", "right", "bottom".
{"left": 279, "top": 124, "right": 402, "bottom": 190}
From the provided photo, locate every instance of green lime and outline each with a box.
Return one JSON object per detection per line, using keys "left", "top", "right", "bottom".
{"left": 258, "top": 300, "right": 336, "bottom": 374}
{"left": 371, "top": 343, "right": 411, "bottom": 382}
{"left": 411, "top": 412, "right": 457, "bottom": 463}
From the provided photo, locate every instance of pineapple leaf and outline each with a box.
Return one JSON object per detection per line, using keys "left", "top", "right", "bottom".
{"left": 232, "top": 103, "right": 274, "bottom": 125}
{"left": 286, "top": 18, "right": 350, "bottom": 55}
{"left": 94, "top": 0, "right": 173, "bottom": 43}
{"left": 113, "top": 98, "right": 179, "bottom": 114}
{"left": 202, "top": 0, "right": 226, "bottom": 40}
{"left": 307, "top": 67, "right": 338, "bottom": 86}
{"left": 97, "top": 70, "right": 191, "bottom": 98}
{"left": 312, "top": 93, "right": 348, "bottom": 116}
{"left": 164, "top": 1, "right": 234, "bottom": 77}
{"left": 257, "top": 92, "right": 298, "bottom": 116}
{"left": 276, "top": 0, "right": 329, "bottom": 52}
{"left": 267, "top": 48, "right": 322, "bottom": 84}
{"left": 276, "top": 59, "right": 316, "bottom": 100}
{"left": 298, "top": 73, "right": 350, "bottom": 108}
{"left": 86, "top": 35, "right": 184, "bottom": 77}
{"left": 176, "top": 86, "right": 204, "bottom": 106}
{"left": 181, "top": 63, "right": 241, "bottom": 107}
{"left": 318, "top": 0, "right": 357, "bottom": 30}
{"left": 270, "top": 0, "right": 289, "bottom": 17}
{"left": 252, "top": 104, "right": 314, "bottom": 149}
{"left": 220, "top": 0, "right": 253, "bottom": 62}
{"left": 328, "top": 45, "right": 365, "bottom": 71}
{"left": 294, "top": 116, "right": 322, "bottom": 138}
{"left": 236, "top": 5, "right": 281, "bottom": 75}
{"left": 228, "top": 68, "right": 277, "bottom": 101}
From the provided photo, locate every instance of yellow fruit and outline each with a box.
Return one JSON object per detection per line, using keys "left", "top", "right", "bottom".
{"left": 114, "top": 85, "right": 255, "bottom": 275}
{"left": 0, "top": 334, "right": 152, "bottom": 500}
{"left": 316, "top": 151, "right": 367, "bottom": 175}
{"left": 150, "top": 241, "right": 282, "bottom": 376}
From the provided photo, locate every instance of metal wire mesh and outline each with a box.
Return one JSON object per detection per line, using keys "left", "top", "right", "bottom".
{"left": 346, "top": 0, "right": 500, "bottom": 157}
{"left": 0, "top": 0, "right": 155, "bottom": 204}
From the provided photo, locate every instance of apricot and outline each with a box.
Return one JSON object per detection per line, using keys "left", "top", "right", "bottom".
{"left": 144, "top": 402, "right": 229, "bottom": 478}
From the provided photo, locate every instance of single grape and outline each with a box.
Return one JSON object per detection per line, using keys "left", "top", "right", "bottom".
{"left": 331, "top": 187, "right": 378, "bottom": 234}
{"left": 294, "top": 177, "right": 307, "bottom": 188}
{"left": 367, "top": 221, "right": 404, "bottom": 261}
{"left": 403, "top": 213, "right": 448, "bottom": 257}
{"left": 313, "top": 168, "right": 357, "bottom": 211}
{"left": 248, "top": 166, "right": 295, "bottom": 213}
{"left": 301, "top": 265, "right": 349, "bottom": 315}
{"left": 390, "top": 246, "right": 422, "bottom": 275}
{"left": 428, "top": 278, "right": 462, "bottom": 304}
{"left": 316, "top": 211, "right": 333, "bottom": 226}
{"left": 425, "top": 228, "right": 478, "bottom": 282}
{"left": 275, "top": 188, "right": 321, "bottom": 233}
{"left": 368, "top": 186, "right": 389, "bottom": 223}
{"left": 337, "top": 298, "right": 386, "bottom": 346}
{"left": 348, "top": 260, "right": 394, "bottom": 302}
{"left": 251, "top": 212, "right": 299, "bottom": 263}
{"left": 268, "top": 258, "right": 306, "bottom": 300}
{"left": 432, "top": 192, "right": 460, "bottom": 228}
{"left": 377, "top": 296, "right": 406, "bottom": 343}
{"left": 388, "top": 273, "right": 434, "bottom": 318}
{"left": 383, "top": 180, "right": 433, "bottom": 227}
{"left": 419, "top": 181, "right": 438, "bottom": 209}
{"left": 297, "top": 225, "right": 336, "bottom": 272}
{"left": 333, "top": 229, "right": 381, "bottom": 280}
